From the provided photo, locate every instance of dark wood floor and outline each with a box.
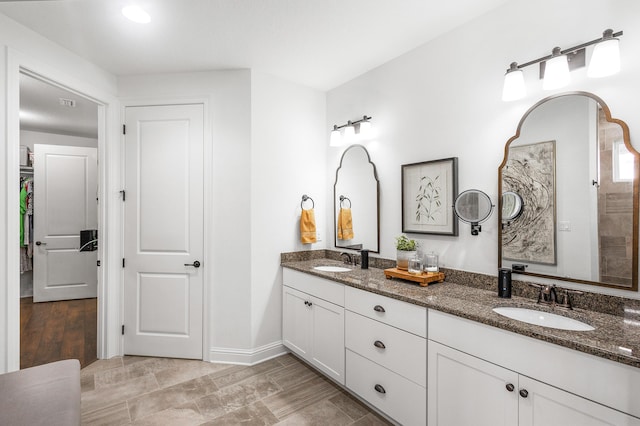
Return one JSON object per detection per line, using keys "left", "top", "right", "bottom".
{"left": 20, "top": 297, "right": 97, "bottom": 369}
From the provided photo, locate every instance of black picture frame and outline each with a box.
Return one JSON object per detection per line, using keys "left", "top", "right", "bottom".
{"left": 401, "top": 157, "right": 458, "bottom": 236}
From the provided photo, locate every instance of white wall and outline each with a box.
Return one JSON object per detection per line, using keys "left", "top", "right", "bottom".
{"left": 118, "top": 70, "right": 327, "bottom": 362}
{"left": 326, "top": 0, "right": 640, "bottom": 298}
{"left": 0, "top": 13, "right": 119, "bottom": 373}
{"left": 250, "top": 71, "right": 327, "bottom": 351}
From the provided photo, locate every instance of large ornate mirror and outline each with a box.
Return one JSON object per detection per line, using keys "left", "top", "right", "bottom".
{"left": 499, "top": 92, "right": 639, "bottom": 291}
{"left": 334, "top": 144, "right": 380, "bottom": 253}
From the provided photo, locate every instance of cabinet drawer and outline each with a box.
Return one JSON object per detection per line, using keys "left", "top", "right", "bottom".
{"left": 283, "top": 268, "right": 344, "bottom": 306}
{"left": 345, "top": 311, "right": 426, "bottom": 387}
{"left": 345, "top": 286, "right": 426, "bottom": 337}
{"left": 346, "top": 350, "right": 426, "bottom": 426}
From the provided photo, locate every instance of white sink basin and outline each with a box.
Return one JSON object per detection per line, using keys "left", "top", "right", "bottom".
{"left": 492, "top": 307, "right": 595, "bottom": 331}
{"left": 313, "top": 265, "right": 351, "bottom": 272}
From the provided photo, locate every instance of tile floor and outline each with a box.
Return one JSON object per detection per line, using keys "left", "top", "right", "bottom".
{"left": 80, "top": 353, "right": 392, "bottom": 425}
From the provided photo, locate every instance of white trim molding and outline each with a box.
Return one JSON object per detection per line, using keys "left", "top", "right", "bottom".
{"left": 3, "top": 48, "right": 121, "bottom": 372}
{"left": 209, "top": 341, "right": 287, "bottom": 366}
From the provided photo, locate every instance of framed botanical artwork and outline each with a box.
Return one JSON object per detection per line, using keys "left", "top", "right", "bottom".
{"left": 402, "top": 157, "right": 458, "bottom": 236}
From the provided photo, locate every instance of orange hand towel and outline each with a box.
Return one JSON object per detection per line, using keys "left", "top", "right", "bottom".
{"left": 337, "top": 208, "right": 354, "bottom": 240}
{"left": 300, "top": 209, "right": 317, "bottom": 244}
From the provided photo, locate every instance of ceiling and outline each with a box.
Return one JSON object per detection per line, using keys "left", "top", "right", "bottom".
{"left": 0, "top": 0, "right": 511, "bottom": 91}
{"left": 20, "top": 73, "right": 99, "bottom": 138}
{"left": 4, "top": 0, "right": 511, "bottom": 137}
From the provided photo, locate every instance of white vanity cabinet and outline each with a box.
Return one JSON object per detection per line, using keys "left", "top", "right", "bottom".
{"left": 428, "top": 310, "right": 640, "bottom": 426}
{"left": 428, "top": 340, "right": 518, "bottom": 425}
{"left": 282, "top": 269, "right": 345, "bottom": 385}
{"left": 344, "top": 286, "right": 427, "bottom": 426}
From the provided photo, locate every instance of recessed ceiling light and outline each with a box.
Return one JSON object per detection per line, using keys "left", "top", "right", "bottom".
{"left": 122, "top": 5, "right": 151, "bottom": 24}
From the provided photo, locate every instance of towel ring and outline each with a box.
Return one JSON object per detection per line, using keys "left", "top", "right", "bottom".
{"left": 301, "top": 194, "right": 314, "bottom": 209}
{"left": 340, "top": 195, "right": 351, "bottom": 208}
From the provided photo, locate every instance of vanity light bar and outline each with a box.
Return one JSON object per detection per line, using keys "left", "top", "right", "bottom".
{"left": 502, "top": 29, "right": 623, "bottom": 101}
{"left": 330, "top": 115, "right": 372, "bottom": 147}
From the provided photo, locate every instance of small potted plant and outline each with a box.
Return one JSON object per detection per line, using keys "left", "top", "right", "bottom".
{"left": 395, "top": 235, "right": 418, "bottom": 270}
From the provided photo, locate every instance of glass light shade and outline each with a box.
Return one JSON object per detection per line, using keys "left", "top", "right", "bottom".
{"left": 543, "top": 55, "right": 570, "bottom": 90}
{"left": 329, "top": 128, "right": 342, "bottom": 147}
{"left": 502, "top": 69, "right": 526, "bottom": 101}
{"left": 358, "top": 120, "right": 371, "bottom": 137}
{"left": 343, "top": 124, "right": 355, "bottom": 143}
{"left": 588, "top": 38, "right": 620, "bottom": 78}
{"left": 122, "top": 5, "right": 151, "bottom": 23}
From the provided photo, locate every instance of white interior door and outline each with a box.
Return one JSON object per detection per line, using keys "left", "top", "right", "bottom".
{"left": 33, "top": 144, "right": 98, "bottom": 302}
{"left": 123, "top": 104, "right": 204, "bottom": 359}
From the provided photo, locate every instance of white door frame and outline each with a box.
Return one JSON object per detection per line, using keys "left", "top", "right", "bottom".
{"left": 4, "top": 48, "right": 122, "bottom": 371}
{"left": 120, "top": 97, "right": 211, "bottom": 361}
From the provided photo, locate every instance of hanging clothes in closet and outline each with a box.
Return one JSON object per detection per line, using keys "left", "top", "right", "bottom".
{"left": 20, "top": 176, "right": 33, "bottom": 274}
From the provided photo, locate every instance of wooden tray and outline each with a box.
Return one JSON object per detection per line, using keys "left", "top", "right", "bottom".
{"left": 383, "top": 268, "right": 445, "bottom": 287}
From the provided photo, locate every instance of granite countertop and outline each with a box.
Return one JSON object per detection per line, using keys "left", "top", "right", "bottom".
{"left": 281, "top": 257, "right": 640, "bottom": 369}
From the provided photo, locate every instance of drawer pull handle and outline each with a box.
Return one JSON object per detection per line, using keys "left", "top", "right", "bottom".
{"left": 373, "top": 340, "right": 386, "bottom": 349}
{"left": 304, "top": 301, "right": 312, "bottom": 307}
{"left": 505, "top": 383, "right": 514, "bottom": 392}
{"left": 373, "top": 305, "right": 386, "bottom": 313}
{"left": 374, "top": 384, "right": 386, "bottom": 394}
{"left": 519, "top": 389, "right": 528, "bottom": 398}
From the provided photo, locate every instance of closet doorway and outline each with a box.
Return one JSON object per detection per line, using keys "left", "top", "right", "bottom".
{"left": 19, "top": 72, "right": 99, "bottom": 369}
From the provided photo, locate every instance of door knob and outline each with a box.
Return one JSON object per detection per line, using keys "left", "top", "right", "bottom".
{"left": 184, "top": 260, "right": 201, "bottom": 268}
{"left": 519, "top": 389, "right": 529, "bottom": 398}
{"left": 35, "top": 241, "right": 46, "bottom": 246}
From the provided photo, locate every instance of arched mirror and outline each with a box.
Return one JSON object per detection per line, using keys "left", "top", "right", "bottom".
{"left": 334, "top": 144, "right": 380, "bottom": 252}
{"left": 454, "top": 189, "right": 493, "bottom": 235}
{"left": 499, "top": 92, "right": 639, "bottom": 291}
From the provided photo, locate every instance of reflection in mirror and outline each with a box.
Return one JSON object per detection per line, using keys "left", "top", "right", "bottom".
{"left": 454, "top": 189, "right": 493, "bottom": 235}
{"left": 502, "top": 191, "right": 524, "bottom": 223}
{"left": 499, "top": 92, "right": 639, "bottom": 290}
{"left": 334, "top": 144, "right": 380, "bottom": 252}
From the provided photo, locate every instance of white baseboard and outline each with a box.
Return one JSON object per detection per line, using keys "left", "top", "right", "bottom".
{"left": 209, "top": 341, "right": 287, "bottom": 365}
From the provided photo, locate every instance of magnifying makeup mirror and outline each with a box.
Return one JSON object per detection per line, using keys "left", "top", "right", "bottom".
{"left": 454, "top": 189, "right": 494, "bottom": 235}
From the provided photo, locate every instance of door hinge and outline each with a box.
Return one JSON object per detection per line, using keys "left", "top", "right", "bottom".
{"left": 122, "top": 124, "right": 126, "bottom": 135}
{"left": 120, "top": 190, "right": 126, "bottom": 201}
{"left": 97, "top": 260, "right": 101, "bottom": 267}
{"left": 121, "top": 325, "right": 125, "bottom": 335}
{"left": 122, "top": 258, "right": 125, "bottom": 268}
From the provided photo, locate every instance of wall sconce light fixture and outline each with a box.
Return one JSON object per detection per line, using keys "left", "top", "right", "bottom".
{"left": 330, "top": 115, "right": 372, "bottom": 146}
{"left": 502, "top": 29, "right": 623, "bottom": 102}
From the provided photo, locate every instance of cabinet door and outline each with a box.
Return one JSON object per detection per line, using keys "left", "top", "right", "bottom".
{"left": 428, "top": 341, "right": 519, "bottom": 426}
{"left": 283, "top": 285, "right": 312, "bottom": 358}
{"left": 310, "top": 295, "right": 345, "bottom": 385}
{"left": 519, "top": 376, "right": 640, "bottom": 426}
